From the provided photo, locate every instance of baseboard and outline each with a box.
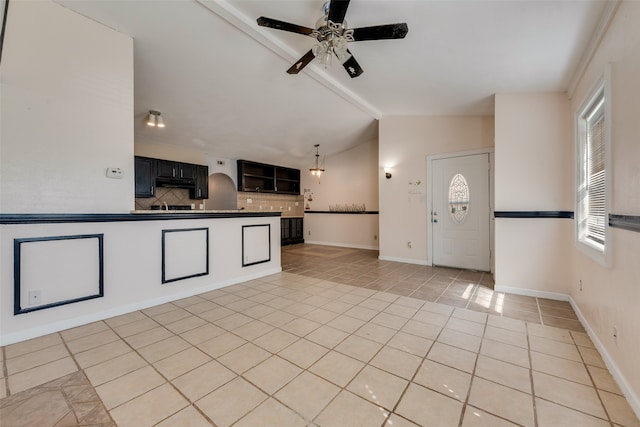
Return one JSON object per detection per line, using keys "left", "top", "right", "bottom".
{"left": 569, "top": 296, "right": 640, "bottom": 421}
{"left": 0, "top": 266, "right": 282, "bottom": 346}
{"left": 494, "top": 285, "right": 570, "bottom": 301}
{"left": 378, "top": 255, "right": 429, "bottom": 266}
{"left": 304, "top": 240, "right": 379, "bottom": 250}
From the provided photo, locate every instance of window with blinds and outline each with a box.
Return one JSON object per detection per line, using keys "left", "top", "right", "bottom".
{"left": 577, "top": 86, "right": 607, "bottom": 251}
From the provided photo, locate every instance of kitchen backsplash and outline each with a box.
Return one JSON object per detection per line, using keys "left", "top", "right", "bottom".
{"left": 237, "top": 193, "right": 304, "bottom": 217}
{"left": 135, "top": 188, "right": 197, "bottom": 210}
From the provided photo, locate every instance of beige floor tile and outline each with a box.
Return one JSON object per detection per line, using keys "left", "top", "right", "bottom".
{"left": 578, "top": 346, "right": 606, "bottom": 368}
{"left": 95, "top": 365, "right": 165, "bottom": 409}
{"left": 242, "top": 303, "right": 277, "bottom": 319}
{"left": 74, "top": 339, "right": 131, "bottom": 369}
{"left": 468, "top": 377, "right": 534, "bottom": 427}
{"left": 137, "top": 336, "right": 192, "bottom": 363}
{"left": 371, "top": 312, "right": 409, "bottom": 330}
{"left": 198, "top": 306, "right": 234, "bottom": 323}
{"left": 347, "top": 365, "right": 408, "bottom": 410}
{"left": 484, "top": 325, "right": 528, "bottom": 348}
{"left": 196, "top": 377, "right": 267, "bottom": 427}
{"left": 261, "top": 310, "right": 297, "bottom": 327}
{"left": 527, "top": 323, "right": 573, "bottom": 343}
{"left": 535, "top": 398, "right": 610, "bottom": 427}
{"left": 570, "top": 330, "right": 594, "bottom": 348}
{"left": 234, "top": 398, "right": 307, "bottom": 427}
{"left": 281, "top": 317, "right": 322, "bottom": 337}
{"left": 395, "top": 296, "right": 427, "bottom": 309}
{"left": 384, "top": 303, "right": 419, "bottom": 319}
{"left": 461, "top": 406, "right": 519, "bottom": 426}
{"left": 5, "top": 343, "right": 69, "bottom": 375}
{"left": 180, "top": 323, "right": 226, "bottom": 345}
{"left": 0, "top": 378, "right": 6, "bottom": 399}
{"left": 370, "top": 346, "right": 422, "bottom": 380}
{"left": 125, "top": 326, "right": 174, "bottom": 349}
{"left": 243, "top": 355, "right": 302, "bottom": 394}
{"left": 344, "top": 305, "right": 379, "bottom": 321}
{"left": 446, "top": 317, "right": 485, "bottom": 337}
{"left": 303, "top": 307, "right": 339, "bottom": 324}
{"left": 327, "top": 315, "right": 366, "bottom": 333}
{"left": 174, "top": 295, "right": 208, "bottom": 308}
{"left": 84, "top": 351, "right": 147, "bottom": 386}
{"left": 65, "top": 329, "right": 121, "bottom": 354}
{"left": 354, "top": 322, "right": 396, "bottom": 344}
{"left": 372, "top": 291, "right": 400, "bottom": 303}
{"left": 531, "top": 351, "right": 591, "bottom": 385}
{"left": 532, "top": 371, "right": 606, "bottom": 418}
{"left": 335, "top": 335, "right": 383, "bottom": 363}
{"left": 358, "top": 298, "right": 391, "bottom": 312}
{"left": 165, "top": 315, "right": 207, "bottom": 334}
{"left": 59, "top": 321, "right": 109, "bottom": 342}
{"left": 142, "top": 302, "right": 179, "bottom": 317}
{"left": 480, "top": 338, "right": 530, "bottom": 368}
{"left": 154, "top": 347, "right": 210, "bottom": 380}
{"left": 400, "top": 319, "right": 442, "bottom": 340}
{"left": 232, "top": 320, "right": 274, "bottom": 341}
{"left": 438, "top": 328, "right": 482, "bottom": 352}
{"left": 587, "top": 365, "right": 622, "bottom": 394}
{"left": 197, "top": 332, "right": 246, "bottom": 358}
{"left": 215, "top": 312, "right": 254, "bottom": 331}
{"left": 420, "top": 300, "right": 455, "bottom": 316}
{"left": 486, "top": 315, "right": 527, "bottom": 333}
{"left": 412, "top": 310, "right": 449, "bottom": 327}
{"left": 113, "top": 317, "right": 159, "bottom": 338}
{"left": 284, "top": 302, "right": 320, "bottom": 317}
{"left": 309, "top": 351, "right": 364, "bottom": 387}
{"left": 383, "top": 414, "right": 420, "bottom": 426}
{"left": 7, "top": 357, "right": 77, "bottom": 394}
{"left": 475, "top": 355, "right": 531, "bottom": 394}
{"left": 414, "top": 359, "right": 472, "bottom": 401}
{"left": 278, "top": 338, "right": 328, "bottom": 368}
{"left": 274, "top": 371, "right": 340, "bottom": 421}
{"left": 315, "top": 390, "right": 389, "bottom": 426}
{"left": 453, "top": 308, "right": 488, "bottom": 324}
{"left": 305, "top": 325, "right": 349, "bottom": 349}
{"left": 303, "top": 295, "right": 333, "bottom": 307}
{"left": 155, "top": 405, "right": 213, "bottom": 427}
{"left": 172, "top": 360, "right": 236, "bottom": 402}
{"left": 396, "top": 383, "right": 463, "bottom": 426}
{"left": 387, "top": 331, "right": 433, "bottom": 357}
{"left": 253, "top": 328, "right": 299, "bottom": 353}
{"left": 104, "top": 310, "right": 147, "bottom": 328}
{"left": 427, "top": 342, "right": 477, "bottom": 373}
{"left": 5, "top": 333, "right": 63, "bottom": 359}
{"left": 529, "top": 335, "right": 581, "bottom": 362}
{"left": 110, "top": 382, "right": 188, "bottom": 427}
{"left": 599, "top": 390, "right": 640, "bottom": 427}
{"left": 217, "top": 342, "right": 271, "bottom": 374}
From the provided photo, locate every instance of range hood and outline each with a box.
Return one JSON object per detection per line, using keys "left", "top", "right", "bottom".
{"left": 155, "top": 177, "right": 195, "bottom": 189}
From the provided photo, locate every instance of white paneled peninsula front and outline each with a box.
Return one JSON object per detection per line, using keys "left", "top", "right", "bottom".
{"left": 0, "top": 212, "right": 281, "bottom": 346}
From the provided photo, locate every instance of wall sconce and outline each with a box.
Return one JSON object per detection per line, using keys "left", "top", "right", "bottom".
{"left": 384, "top": 167, "right": 392, "bottom": 179}
{"left": 146, "top": 110, "right": 165, "bottom": 128}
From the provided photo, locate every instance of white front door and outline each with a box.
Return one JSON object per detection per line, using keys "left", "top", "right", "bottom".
{"left": 432, "top": 153, "right": 490, "bottom": 271}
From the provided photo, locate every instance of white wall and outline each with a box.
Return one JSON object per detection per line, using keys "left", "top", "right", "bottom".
{"left": 301, "top": 139, "right": 379, "bottom": 249}
{"left": 0, "top": 1, "right": 134, "bottom": 213}
{"left": 378, "top": 116, "right": 494, "bottom": 264}
{"left": 569, "top": 1, "right": 640, "bottom": 416}
{"left": 494, "top": 93, "right": 573, "bottom": 295}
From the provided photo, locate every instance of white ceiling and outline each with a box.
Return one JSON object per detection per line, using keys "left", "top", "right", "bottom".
{"left": 57, "top": 0, "right": 609, "bottom": 168}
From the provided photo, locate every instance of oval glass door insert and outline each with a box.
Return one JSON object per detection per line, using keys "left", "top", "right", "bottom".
{"left": 448, "top": 173, "right": 469, "bottom": 223}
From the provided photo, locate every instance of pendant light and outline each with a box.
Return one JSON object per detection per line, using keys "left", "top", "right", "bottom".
{"left": 309, "top": 144, "right": 325, "bottom": 183}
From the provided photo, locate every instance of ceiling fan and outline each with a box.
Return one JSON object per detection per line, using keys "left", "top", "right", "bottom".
{"left": 257, "top": 0, "right": 408, "bottom": 78}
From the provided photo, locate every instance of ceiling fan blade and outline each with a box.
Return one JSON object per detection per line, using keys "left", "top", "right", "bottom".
{"left": 257, "top": 16, "right": 315, "bottom": 36}
{"left": 340, "top": 50, "right": 363, "bottom": 78}
{"left": 351, "top": 23, "right": 409, "bottom": 41}
{"left": 287, "top": 50, "right": 316, "bottom": 74}
{"left": 328, "top": 0, "right": 350, "bottom": 24}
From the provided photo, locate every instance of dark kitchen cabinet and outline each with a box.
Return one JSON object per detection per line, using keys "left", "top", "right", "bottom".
{"left": 134, "top": 156, "right": 156, "bottom": 197}
{"left": 157, "top": 160, "right": 195, "bottom": 181}
{"left": 237, "top": 160, "right": 300, "bottom": 195}
{"left": 281, "top": 217, "right": 304, "bottom": 246}
{"left": 190, "top": 165, "right": 209, "bottom": 200}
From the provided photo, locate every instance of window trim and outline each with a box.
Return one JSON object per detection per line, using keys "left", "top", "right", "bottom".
{"left": 574, "top": 66, "right": 612, "bottom": 267}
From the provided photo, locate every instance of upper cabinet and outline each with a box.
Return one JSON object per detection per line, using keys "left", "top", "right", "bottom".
{"left": 134, "top": 156, "right": 208, "bottom": 199}
{"left": 237, "top": 160, "right": 300, "bottom": 195}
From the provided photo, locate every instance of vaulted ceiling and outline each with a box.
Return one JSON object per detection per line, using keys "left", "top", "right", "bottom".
{"left": 57, "top": 0, "right": 609, "bottom": 167}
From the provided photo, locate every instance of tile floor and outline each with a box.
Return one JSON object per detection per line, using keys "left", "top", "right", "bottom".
{"left": 0, "top": 244, "right": 638, "bottom": 426}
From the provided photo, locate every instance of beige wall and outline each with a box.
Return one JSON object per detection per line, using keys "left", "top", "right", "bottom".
{"left": 569, "top": 1, "right": 640, "bottom": 415}
{"left": 301, "top": 139, "right": 379, "bottom": 249}
{"left": 494, "top": 93, "right": 574, "bottom": 295}
{"left": 0, "top": 1, "right": 134, "bottom": 213}
{"left": 378, "top": 116, "right": 494, "bottom": 264}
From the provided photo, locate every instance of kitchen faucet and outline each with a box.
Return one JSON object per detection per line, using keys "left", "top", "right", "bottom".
{"left": 162, "top": 201, "right": 169, "bottom": 211}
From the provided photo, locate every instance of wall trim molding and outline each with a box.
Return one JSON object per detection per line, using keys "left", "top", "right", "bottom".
{"left": 609, "top": 214, "right": 640, "bottom": 233}
{"left": 304, "top": 211, "right": 379, "bottom": 215}
{"left": 493, "top": 285, "right": 570, "bottom": 302}
{"left": 0, "top": 267, "right": 281, "bottom": 346}
{"left": 569, "top": 296, "right": 640, "bottom": 421}
{"left": 378, "top": 255, "right": 429, "bottom": 266}
{"left": 0, "top": 212, "right": 281, "bottom": 224}
{"left": 494, "top": 211, "right": 574, "bottom": 219}
{"left": 305, "top": 240, "right": 379, "bottom": 251}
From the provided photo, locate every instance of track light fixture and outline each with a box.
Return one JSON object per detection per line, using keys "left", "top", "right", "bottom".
{"left": 146, "top": 110, "right": 165, "bottom": 128}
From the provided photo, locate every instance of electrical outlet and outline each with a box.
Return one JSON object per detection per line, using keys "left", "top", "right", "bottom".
{"left": 247, "top": 199, "right": 253, "bottom": 204}
{"left": 407, "top": 241, "right": 412, "bottom": 249}
{"left": 308, "top": 230, "right": 311, "bottom": 236}
{"left": 374, "top": 235, "right": 378, "bottom": 241}
{"left": 28, "top": 290, "right": 42, "bottom": 305}
{"left": 579, "top": 280, "right": 583, "bottom": 291}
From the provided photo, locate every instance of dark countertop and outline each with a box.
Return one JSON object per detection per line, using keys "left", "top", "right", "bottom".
{"left": 0, "top": 211, "right": 281, "bottom": 224}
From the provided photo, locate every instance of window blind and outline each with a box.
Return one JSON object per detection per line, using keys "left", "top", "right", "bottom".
{"left": 585, "top": 95, "right": 606, "bottom": 245}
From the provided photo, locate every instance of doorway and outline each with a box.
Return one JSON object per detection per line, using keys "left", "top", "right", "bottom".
{"left": 429, "top": 151, "right": 492, "bottom": 271}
